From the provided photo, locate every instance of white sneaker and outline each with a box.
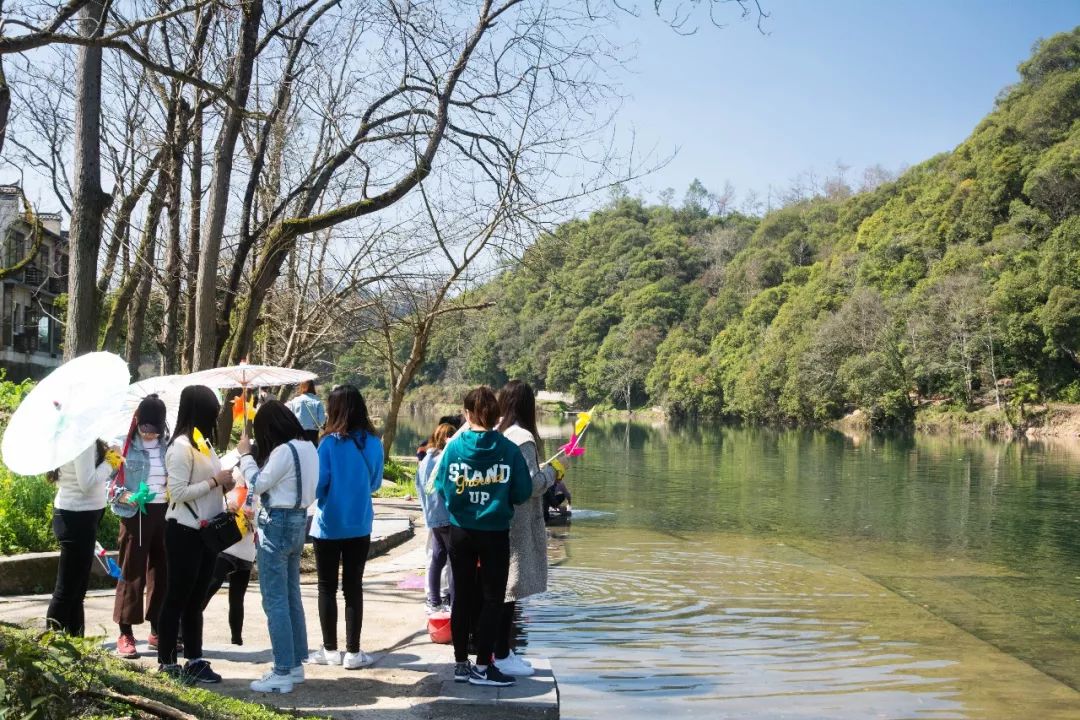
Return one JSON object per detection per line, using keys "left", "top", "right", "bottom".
{"left": 305, "top": 647, "right": 342, "bottom": 666}
{"left": 290, "top": 665, "right": 305, "bottom": 683}
{"left": 250, "top": 669, "right": 294, "bottom": 694}
{"left": 505, "top": 649, "right": 533, "bottom": 668}
{"left": 493, "top": 652, "right": 535, "bottom": 677}
{"left": 343, "top": 650, "right": 374, "bottom": 669}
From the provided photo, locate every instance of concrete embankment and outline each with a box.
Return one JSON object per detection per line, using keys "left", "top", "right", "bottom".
{"left": 0, "top": 499, "right": 560, "bottom": 719}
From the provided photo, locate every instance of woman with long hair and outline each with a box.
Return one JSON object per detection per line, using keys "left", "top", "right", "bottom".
{"left": 435, "top": 386, "right": 532, "bottom": 688}
{"left": 492, "top": 380, "right": 557, "bottom": 677}
{"left": 157, "top": 385, "right": 235, "bottom": 684}
{"left": 237, "top": 400, "right": 319, "bottom": 694}
{"left": 416, "top": 422, "right": 457, "bottom": 612}
{"left": 112, "top": 394, "right": 170, "bottom": 658}
{"left": 307, "top": 385, "right": 383, "bottom": 670}
{"left": 288, "top": 379, "right": 326, "bottom": 445}
{"left": 46, "top": 439, "right": 113, "bottom": 636}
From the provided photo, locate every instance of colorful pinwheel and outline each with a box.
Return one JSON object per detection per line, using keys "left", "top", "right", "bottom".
{"left": 95, "top": 542, "right": 123, "bottom": 581}
{"left": 127, "top": 481, "right": 156, "bottom": 515}
{"left": 192, "top": 427, "right": 212, "bottom": 457}
{"left": 544, "top": 407, "right": 595, "bottom": 466}
{"left": 232, "top": 395, "right": 256, "bottom": 423}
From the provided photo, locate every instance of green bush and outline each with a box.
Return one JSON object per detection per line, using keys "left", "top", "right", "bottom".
{"left": 0, "top": 625, "right": 101, "bottom": 720}
{"left": 0, "top": 470, "right": 121, "bottom": 555}
{"left": 0, "top": 470, "right": 55, "bottom": 555}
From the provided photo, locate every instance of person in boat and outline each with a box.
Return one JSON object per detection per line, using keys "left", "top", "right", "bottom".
{"left": 544, "top": 467, "right": 572, "bottom": 522}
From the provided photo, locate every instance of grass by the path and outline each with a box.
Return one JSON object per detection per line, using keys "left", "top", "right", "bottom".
{"left": 0, "top": 623, "right": 325, "bottom": 720}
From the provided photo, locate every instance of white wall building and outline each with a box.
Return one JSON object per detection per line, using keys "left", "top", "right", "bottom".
{"left": 0, "top": 185, "right": 68, "bottom": 380}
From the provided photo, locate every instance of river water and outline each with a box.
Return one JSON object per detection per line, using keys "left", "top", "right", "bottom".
{"left": 393, "top": 417, "right": 1080, "bottom": 719}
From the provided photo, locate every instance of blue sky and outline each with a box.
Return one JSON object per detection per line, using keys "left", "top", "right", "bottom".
{"left": 612, "top": 0, "right": 1080, "bottom": 204}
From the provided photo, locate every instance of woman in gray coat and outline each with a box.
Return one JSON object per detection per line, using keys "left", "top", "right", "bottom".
{"left": 493, "top": 380, "right": 555, "bottom": 677}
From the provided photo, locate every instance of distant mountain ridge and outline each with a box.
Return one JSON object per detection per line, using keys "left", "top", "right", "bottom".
{"left": 413, "top": 28, "right": 1080, "bottom": 427}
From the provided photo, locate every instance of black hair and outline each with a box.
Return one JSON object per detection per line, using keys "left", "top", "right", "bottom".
{"left": 324, "top": 384, "right": 377, "bottom": 438}
{"left": 497, "top": 380, "right": 543, "bottom": 454}
{"left": 171, "top": 385, "right": 221, "bottom": 448}
{"left": 438, "top": 414, "right": 464, "bottom": 430}
{"left": 129, "top": 394, "right": 168, "bottom": 442}
{"left": 463, "top": 386, "right": 499, "bottom": 429}
{"left": 253, "top": 399, "right": 306, "bottom": 466}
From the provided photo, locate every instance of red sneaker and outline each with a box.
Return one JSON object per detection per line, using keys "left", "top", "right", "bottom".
{"left": 116, "top": 633, "right": 138, "bottom": 659}
{"left": 147, "top": 633, "right": 159, "bottom": 650}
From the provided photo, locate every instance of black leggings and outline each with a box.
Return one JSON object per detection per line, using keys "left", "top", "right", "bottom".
{"left": 495, "top": 601, "right": 518, "bottom": 659}
{"left": 202, "top": 553, "right": 252, "bottom": 645}
{"left": 447, "top": 526, "right": 510, "bottom": 665}
{"left": 313, "top": 536, "right": 370, "bottom": 653}
{"left": 157, "top": 520, "right": 217, "bottom": 664}
{"left": 46, "top": 508, "right": 103, "bottom": 636}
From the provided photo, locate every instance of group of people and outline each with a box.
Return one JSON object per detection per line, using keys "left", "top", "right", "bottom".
{"left": 45, "top": 381, "right": 383, "bottom": 694}
{"left": 43, "top": 375, "right": 568, "bottom": 693}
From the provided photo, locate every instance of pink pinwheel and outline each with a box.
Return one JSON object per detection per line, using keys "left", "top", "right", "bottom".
{"left": 559, "top": 433, "right": 586, "bottom": 458}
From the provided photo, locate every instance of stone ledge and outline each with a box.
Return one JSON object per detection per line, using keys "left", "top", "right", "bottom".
{"left": 426, "top": 657, "right": 560, "bottom": 720}
{"left": 0, "top": 518, "right": 414, "bottom": 596}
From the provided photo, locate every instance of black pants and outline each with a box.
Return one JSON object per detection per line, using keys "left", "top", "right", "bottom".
{"left": 313, "top": 536, "right": 370, "bottom": 653}
{"left": 495, "top": 601, "right": 518, "bottom": 659}
{"left": 157, "top": 520, "right": 217, "bottom": 664}
{"left": 202, "top": 553, "right": 252, "bottom": 645}
{"left": 46, "top": 508, "right": 104, "bottom": 636}
{"left": 448, "top": 526, "right": 510, "bottom": 665}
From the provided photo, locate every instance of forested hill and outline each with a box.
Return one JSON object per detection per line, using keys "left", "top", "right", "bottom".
{"left": 420, "top": 29, "right": 1080, "bottom": 426}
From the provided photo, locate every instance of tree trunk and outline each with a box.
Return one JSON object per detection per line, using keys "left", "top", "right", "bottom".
{"left": 191, "top": 0, "right": 263, "bottom": 370}
{"left": 0, "top": 55, "right": 10, "bottom": 158}
{"left": 101, "top": 169, "right": 166, "bottom": 351}
{"left": 182, "top": 100, "right": 203, "bottom": 373}
{"left": 65, "top": 0, "right": 111, "bottom": 360}
{"left": 161, "top": 100, "right": 189, "bottom": 374}
{"left": 125, "top": 238, "right": 155, "bottom": 378}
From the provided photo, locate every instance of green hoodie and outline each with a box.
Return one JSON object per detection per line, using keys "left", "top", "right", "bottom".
{"left": 434, "top": 429, "right": 532, "bottom": 531}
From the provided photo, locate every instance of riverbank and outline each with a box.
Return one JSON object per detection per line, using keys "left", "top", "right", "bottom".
{"left": 838, "top": 402, "right": 1080, "bottom": 440}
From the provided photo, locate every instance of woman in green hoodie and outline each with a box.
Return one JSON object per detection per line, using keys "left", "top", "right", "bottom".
{"left": 434, "top": 386, "right": 532, "bottom": 688}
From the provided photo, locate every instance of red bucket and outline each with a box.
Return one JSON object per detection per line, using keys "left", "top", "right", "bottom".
{"left": 427, "top": 611, "right": 452, "bottom": 644}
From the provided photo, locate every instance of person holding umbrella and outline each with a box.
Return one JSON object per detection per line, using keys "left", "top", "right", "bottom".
{"left": 46, "top": 439, "right": 115, "bottom": 636}
{"left": 112, "top": 394, "right": 171, "bottom": 659}
{"left": 156, "top": 385, "right": 235, "bottom": 684}
{"left": 0, "top": 352, "right": 131, "bottom": 637}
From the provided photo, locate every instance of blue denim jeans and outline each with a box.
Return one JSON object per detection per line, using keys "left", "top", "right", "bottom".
{"left": 257, "top": 508, "right": 309, "bottom": 675}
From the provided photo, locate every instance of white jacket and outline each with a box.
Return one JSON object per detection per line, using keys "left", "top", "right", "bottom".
{"left": 53, "top": 444, "right": 110, "bottom": 511}
{"left": 238, "top": 439, "right": 318, "bottom": 510}
{"left": 164, "top": 435, "right": 225, "bottom": 529}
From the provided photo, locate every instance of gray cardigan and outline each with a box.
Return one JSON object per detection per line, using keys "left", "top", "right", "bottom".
{"left": 503, "top": 424, "right": 556, "bottom": 602}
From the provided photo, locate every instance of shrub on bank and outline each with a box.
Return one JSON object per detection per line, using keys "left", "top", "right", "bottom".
{"left": 0, "top": 470, "right": 119, "bottom": 556}
{"left": 0, "top": 623, "right": 311, "bottom": 719}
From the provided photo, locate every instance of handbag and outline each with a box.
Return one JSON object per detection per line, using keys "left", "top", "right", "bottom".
{"left": 174, "top": 444, "right": 242, "bottom": 554}
{"left": 109, "top": 420, "right": 137, "bottom": 518}
{"left": 196, "top": 509, "right": 244, "bottom": 554}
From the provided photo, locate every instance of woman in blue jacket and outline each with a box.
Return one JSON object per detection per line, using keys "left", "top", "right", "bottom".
{"left": 306, "top": 385, "right": 383, "bottom": 670}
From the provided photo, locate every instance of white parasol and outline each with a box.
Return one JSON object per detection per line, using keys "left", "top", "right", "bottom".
{"left": 101, "top": 374, "right": 195, "bottom": 441}
{"left": 185, "top": 363, "right": 316, "bottom": 433}
{"left": 1, "top": 352, "right": 130, "bottom": 475}
{"left": 185, "top": 363, "right": 316, "bottom": 390}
